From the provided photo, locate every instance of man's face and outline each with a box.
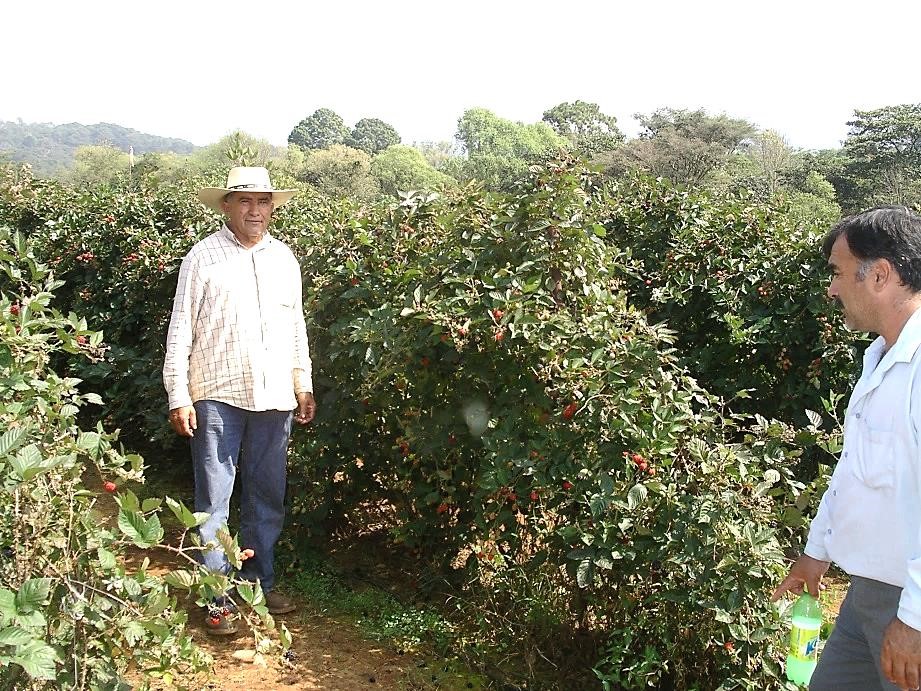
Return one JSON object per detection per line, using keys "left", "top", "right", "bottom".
{"left": 827, "top": 234, "right": 876, "bottom": 333}
{"left": 222, "top": 192, "right": 273, "bottom": 247}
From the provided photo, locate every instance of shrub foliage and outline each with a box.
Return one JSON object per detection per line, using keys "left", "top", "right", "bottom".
{"left": 0, "top": 159, "right": 853, "bottom": 689}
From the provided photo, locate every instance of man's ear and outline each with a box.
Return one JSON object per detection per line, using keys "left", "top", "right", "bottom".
{"left": 873, "top": 259, "right": 894, "bottom": 289}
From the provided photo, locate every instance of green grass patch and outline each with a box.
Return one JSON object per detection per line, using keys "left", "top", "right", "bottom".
{"left": 289, "top": 557, "right": 490, "bottom": 690}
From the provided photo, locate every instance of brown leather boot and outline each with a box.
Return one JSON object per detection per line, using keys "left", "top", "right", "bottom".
{"left": 265, "top": 591, "right": 296, "bottom": 615}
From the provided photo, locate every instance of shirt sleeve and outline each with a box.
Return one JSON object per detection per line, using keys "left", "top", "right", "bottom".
{"left": 803, "top": 486, "right": 832, "bottom": 562}
{"left": 898, "top": 372, "right": 921, "bottom": 630}
{"left": 162, "top": 253, "right": 200, "bottom": 410}
{"left": 292, "top": 263, "right": 313, "bottom": 394}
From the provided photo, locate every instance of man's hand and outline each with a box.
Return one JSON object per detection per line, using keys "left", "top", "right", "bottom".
{"left": 771, "top": 554, "right": 831, "bottom": 601}
{"left": 168, "top": 406, "right": 197, "bottom": 437}
{"left": 294, "top": 392, "right": 316, "bottom": 425}
{"left": 882, "top": 617, "right": 921, "bottom": 690}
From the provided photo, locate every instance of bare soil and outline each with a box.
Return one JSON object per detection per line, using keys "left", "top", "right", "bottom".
{"left": 176, "top": 607, "right": 418, "bottom": 690}
{"left": 126, "top": 539, "right": 435, "bottom": 691}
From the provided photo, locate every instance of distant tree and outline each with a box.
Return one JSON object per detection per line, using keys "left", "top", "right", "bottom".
{"left": 65, "top": 145, "right": 130, "bottom": 187}
{"left": 347, "top": 118, "right": 401, "bottom": 155}
{"left": 272, "top": 145, "right": 309, "bottom": 188}
{"left": 705, "top": 131, "right": 841, "bottom": 226}
{"left": 749, "top": 130, "right": 793, "bottom": 195}
{"left": 454, "top": 108, "right": 567, "bottom": 189}
{"left": 610, "top": 108, "right": 757, "bottom": 186}
{"left": 783, "top": 170, "right": 841, "bottom": 227}
{"left": 189, "top": 131, "right": 285, "bottom": 174}
{"left": 300, "top": 144, "right": 380, "bottom": 202}
{"left": 542, "top": 100, "right": 624, "bottom": 156}
{"left": 842, "top": 104, "right": 921, "bottom": 209}
{"left": 288, "top": 108, "right": 350, "bottom": 150}
{"left": 130, "top": 131, "right": 288, "bottom": 186}
{"left": 787, "top": 148, "right": 854, "bottom": 210}
{"left": 370, "top": 145, "right": 455, "bottom": 197}
{"left": 131, "top": 151, "right": 198, "bottom": 186}
{"left": 708, "top": 130, "right": 794, "bottom": 195}
{"left": 413, "top": 141, "right": 460, "bottom": 170}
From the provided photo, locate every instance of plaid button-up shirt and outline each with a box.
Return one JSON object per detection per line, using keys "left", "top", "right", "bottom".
{"left": 163, "top": 225, "right": 312, "bottom": 412}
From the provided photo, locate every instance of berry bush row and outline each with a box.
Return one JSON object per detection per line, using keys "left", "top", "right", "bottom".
{"left": 0, "top": 159, "right": 851, "bottom": 688}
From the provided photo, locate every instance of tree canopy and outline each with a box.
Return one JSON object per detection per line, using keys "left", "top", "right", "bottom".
{"left": 347, "top": 118, "right": 401, "bottom": 154}
{"left": 453, "top": 108, "right": 567, "bottom": 189}
{"left": 612, "top": 108, "right": 757, "bottom": 186}
{"left": 542, "top": 100, "right": 624, "bottom": 156}
{"left": 370, "top": 145, "right": 454, "bottom": 197}
{"left": 288, "top": 108, "right": 350, "bottom": 150}
{"left": 842, "top": 104, "right": 921, "bottom": 209}
{"left": 299, "top": 144, "right": 380, "bottom": 202}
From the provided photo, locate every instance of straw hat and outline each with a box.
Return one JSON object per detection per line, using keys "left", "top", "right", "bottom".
{"left": 197, "top": 167, "right": 296, "bottom": 212}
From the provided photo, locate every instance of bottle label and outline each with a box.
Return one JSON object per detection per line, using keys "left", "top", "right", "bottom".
{"left": 789, "top": 624, "right": 820, "bottom": 661}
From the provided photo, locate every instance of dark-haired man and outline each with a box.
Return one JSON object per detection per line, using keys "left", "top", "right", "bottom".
{"left": 773, "top": 206, "right": 921, "bottom": 690}
{"left": 163, "top": 166, "right": 316, "bottom": 635}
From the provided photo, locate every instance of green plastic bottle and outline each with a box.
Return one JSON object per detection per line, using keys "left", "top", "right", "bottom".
{"left": 786, "top": 592, "right": 822, "bottom": 684}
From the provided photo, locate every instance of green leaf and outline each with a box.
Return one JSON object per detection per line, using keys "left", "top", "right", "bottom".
{"left": 593, "top": 555, "right": 614, "bottom": 570}
{"left": 163, "top": 570, "right": 195, "bottom": 589}
{"left": 13, "top": 611, "right": 45, "bottom": 628}
{"left": 145, "top": 593, "right": 169, "bottom": 617}
{"left": 140, "top": 620, "right": 170, "bottom": 640}
{"left": 236, "top": 582, "right": 255, "bottom": 605}
{"left": 280, "top": 623, "right": 292, "bottom": 650}
{"left": 118, "top": 509, "right": 162, "bottom": 548}
{"left": 76, "top": 431, "right": 102, "bottom": 456}
{"left": 627, "top": 484, "right": 648, "bottom": 510}
{"left": 11, "top": 640, "right": 60, "bottom": 680}
{"left": 216, "top": 528, "right": 241, "bottom": 569}
{"left": 576, "top": 558, "right": 594, "bottom": 588}
{"left": 714, "top": 608, "right": 734, "bottom": 623}
{"left": 0, "top": 626, "right": 32, "bottom": 646}
{"left": 0, "top": 589, "right": 15, "bottom": 622}
{"left": 115, "top": 489, "right": 140, "bottom": 512}
{"left": 122, "top": 620, "right": 145, "bottom": 646}
{"left": 0, "top": 425, "right": 30, "bottom": 458}
{"left": 141, "top": 497, "right": 162, "bottom": 512}
{"left": 10, "top": 444, "right": 43, "bottom": 480}
{"left": 15, "top": 579, "right": 51, "bottom": 614}
{"left": 588, "top": 493, "right": 608, "bottom": 518}
{"left": 96, "top": 548, "right": 117, "bottom": 570}
{"left": 118, "top": 509, "right": 146, "bottom": 545}
{"left": 59, "top": 404, "right": 79, "bottom": 418}
{"left": 166, "top": 496, "right": 201, "bottom": 529}
{"left": 142, "top": 514, "right": 164, "bottom": 545}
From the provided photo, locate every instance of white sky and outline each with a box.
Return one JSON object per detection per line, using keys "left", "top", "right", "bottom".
{"left": 4, "top": 0, "right": 920, "bottom": 151}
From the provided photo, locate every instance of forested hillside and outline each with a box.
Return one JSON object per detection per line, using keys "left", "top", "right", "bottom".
{"left": 0, "top": 120, "right": 195, "bottom": 174}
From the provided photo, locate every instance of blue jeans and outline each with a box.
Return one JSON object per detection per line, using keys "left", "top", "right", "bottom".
{"left": 191, "top": 400, "right": 293, "bottom": 593}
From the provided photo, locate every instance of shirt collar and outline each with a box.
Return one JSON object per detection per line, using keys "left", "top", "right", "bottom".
{"left": 219, "top": 224, "right": 272, "bottom": 251}
{"left": 864, "top": 306, "right": 921, "bottom": 370}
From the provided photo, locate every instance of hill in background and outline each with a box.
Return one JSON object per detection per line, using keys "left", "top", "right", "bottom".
{"left": 0, "top": 120, "right": 196, "bottom": 175}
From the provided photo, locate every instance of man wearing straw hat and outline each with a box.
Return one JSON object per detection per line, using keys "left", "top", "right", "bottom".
{"left": 163, "top": 166, "right": 315, "bottom": 635}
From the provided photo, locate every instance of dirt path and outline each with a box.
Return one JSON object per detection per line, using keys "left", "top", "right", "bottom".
{"left": 105, "top": 488, "right": 439, "bottom": 691}
{"left": 177, "top": 604, "right": 417, "bottom": 690}
{"left": 126, "top": 540, "right": 428, "bottom": 691}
